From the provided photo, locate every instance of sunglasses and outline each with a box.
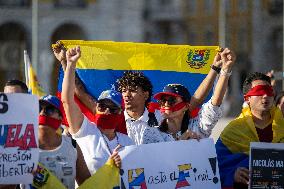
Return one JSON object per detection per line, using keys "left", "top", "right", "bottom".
{"left": 39, "top": 105, "right": 61, "bottom": 116}
{"left": 97, "top": 103, "right": 121, "bottom": 114}
{"left": 158, "top": 96, "right": 177, "bottom": 106}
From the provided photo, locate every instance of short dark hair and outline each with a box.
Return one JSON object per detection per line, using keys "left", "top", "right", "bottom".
{"left": 117, "top": 71, "right": 153, "bottom": 104}
{"left": 5, "top": 79, "right": 28, "bottom": 93}
{"left": 242, "top": 72, "right": 271, "bottom": 95}
{"left": 275, "top": 91, "right": 284, "bottom": 106}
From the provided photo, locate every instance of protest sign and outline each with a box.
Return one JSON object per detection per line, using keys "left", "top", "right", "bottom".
{"left": 0, "top": 93, "right": 39, "bottom": 184}
{"left": 119, "top": 138, "right": 221, "bottom": 189}
{"left": 250, "top": 142, "right": 284, "bottom": 188}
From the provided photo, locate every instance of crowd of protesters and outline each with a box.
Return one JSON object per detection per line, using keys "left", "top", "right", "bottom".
{"left": 1, "top": 41, "right": 284, "bottom": 189}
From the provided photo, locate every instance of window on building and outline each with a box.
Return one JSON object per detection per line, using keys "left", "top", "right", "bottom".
{"left": 54, "top": 0, "right": 87, "bottom": 8}
{"left": 0, "top": 23, "right": 27, "bottom": 89}
{"left": 0, "top": 0, "right": 31, "bottom": 7}
{"left": 268, "top": 0, "right": 283, "bottom": 15}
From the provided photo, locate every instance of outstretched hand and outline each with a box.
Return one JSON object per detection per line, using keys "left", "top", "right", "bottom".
{"left": 66, "top": 46, "right": 81, "bottom": 65}
{"left": 109, "top": 145, "right": 122, "bottom": 168}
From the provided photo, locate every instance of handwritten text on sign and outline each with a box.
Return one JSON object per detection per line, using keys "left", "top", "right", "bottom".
{"left": 0, "top": 93, "right": 39, "bottom": 184}
{"left": 119, "top": 139, "right": 221, "bottom": 189}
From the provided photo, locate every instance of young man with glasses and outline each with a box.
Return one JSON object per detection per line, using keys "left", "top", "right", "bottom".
{"left": 61, "top": 46, "right": 134, "bottom": 175}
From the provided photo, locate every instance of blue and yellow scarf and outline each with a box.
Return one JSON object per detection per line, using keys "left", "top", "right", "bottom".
{"left": 215, "top": 106, "right": 284, "bottom": 188}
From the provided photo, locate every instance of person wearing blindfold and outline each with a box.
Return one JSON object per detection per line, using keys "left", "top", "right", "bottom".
{"left": 141, "top": 48, "right": 236, "bottom": 143}
{"left": 216, "top": 72, "right": 284, "bottom": 189}
{"left": 61, "top": 46, "right": 134, "bottom": 176}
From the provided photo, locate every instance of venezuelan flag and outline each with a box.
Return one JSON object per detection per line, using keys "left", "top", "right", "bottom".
{"left": 24, "top": 51, "right": 45, "bottom": 97}
{"left": 30, "top": 163, "right": 66, "bottom": 189}
{"left": 78, "top": 159, "right": 120, "bottom": 189}
{"left": 55, "top": 40, "right": 219, "bottom": 121}
{"left": 215, "top": 106, "right": 284, "bottom": 189}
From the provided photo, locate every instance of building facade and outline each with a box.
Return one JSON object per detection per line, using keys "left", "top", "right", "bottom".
{"left": 0, "top": 0, "right": 282, "bottom": 115}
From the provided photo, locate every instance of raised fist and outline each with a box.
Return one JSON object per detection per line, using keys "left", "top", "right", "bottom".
{"left": 66, "top": 46, "right": 81, "bottom": 65}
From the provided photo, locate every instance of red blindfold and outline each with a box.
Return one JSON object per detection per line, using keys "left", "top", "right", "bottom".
{"left": 244, "top": 85, "right": 274, "bottom": 101}
{"left": 160, "top": 102, "right": 187, "bottom": 113}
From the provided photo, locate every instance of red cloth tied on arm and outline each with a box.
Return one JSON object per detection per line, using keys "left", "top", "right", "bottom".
{"left": 244, "top": 85, "right": 274, "bottom": 101}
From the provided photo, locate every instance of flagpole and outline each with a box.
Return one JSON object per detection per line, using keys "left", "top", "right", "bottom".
{"left": 32, "top": 0, "right": 38, "bottom": 72}
{"left": 218, "top": 0, "right": 226, "bottom": 47}
{"left": 24, "top": 50, "right": 29, "bottom": 85}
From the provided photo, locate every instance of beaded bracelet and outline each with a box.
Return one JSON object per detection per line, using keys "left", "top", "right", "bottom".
{"left": 220, "top": 69, "right": 232, "bottom": 76}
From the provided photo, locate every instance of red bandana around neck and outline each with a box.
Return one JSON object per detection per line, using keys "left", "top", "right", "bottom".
{"left": 94, "top": 114, "right": 123, "bottom": 130}
{"left": 39, "top": 115, "right": 62, "bottom": 130}
{"left": 244, "top": 85, "right": 274, "bottom": 100}
{"left": 160, "top": 102, "right": 187, "bottom": 113}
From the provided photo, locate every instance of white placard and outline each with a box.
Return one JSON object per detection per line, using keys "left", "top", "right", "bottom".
{"left": 120, "top": 138, "right": 221, "bottom": 189}
{"left": 0, "top": 93, "right": 39, "bottom": 184}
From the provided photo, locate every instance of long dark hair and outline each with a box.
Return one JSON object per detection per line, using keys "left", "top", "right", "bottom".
{"left": 158, "top": 110, "right": 190, "bottom": 134}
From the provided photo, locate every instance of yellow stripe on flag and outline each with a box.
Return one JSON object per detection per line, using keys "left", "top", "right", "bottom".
{"left": 59, "top": 40, "right": 219, "bottom": 74}
{"left": 78, "top": 159, "right": 119, "bottom": 189}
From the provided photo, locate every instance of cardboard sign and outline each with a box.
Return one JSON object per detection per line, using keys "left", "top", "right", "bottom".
{"left": 0, "top": 93, "right": 39, "bottom": 184}
{"left": 250, "top": 142, "right": 284, "bottom": 188}
{"left": 119, "top": 138, "right": 221, "bottom": 189}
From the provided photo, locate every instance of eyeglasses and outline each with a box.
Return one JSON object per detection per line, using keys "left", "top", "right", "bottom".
{"left": 97, "top": 103, "right": 121, "bottom": 114}
{"left": 39, "top": 105, "right": 61, "bottom": 116}
{"left": 158, "top": 96, "right": 177, "bottom": 106}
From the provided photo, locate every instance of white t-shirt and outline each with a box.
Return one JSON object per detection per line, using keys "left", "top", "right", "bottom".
{"left": 21, "top": 136, "right": 77, "bottom": 189}
{"left": 124, "top": 108, "right": 163, "bottom": 145}
{"left": 141, "top": 99, "right": 223, "bottom": 144}
{"left": 72, "top": 117, "right": 134, "bottom": 175}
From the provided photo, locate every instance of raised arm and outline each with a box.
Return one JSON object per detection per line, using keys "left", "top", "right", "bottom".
{"left": 211, "top": 48, "right": 236, "bottom": 106}
{"left": 189, "top": 49, "right": 223, "bottom": 111}
{"left": 53, "top": 41, "right": 97, "bottom": 115}
{"left": 52, "top": 41, "right": 68, "bottom": 71}
{"left": 61, "top": 46, "right": 84, "bottom": 134}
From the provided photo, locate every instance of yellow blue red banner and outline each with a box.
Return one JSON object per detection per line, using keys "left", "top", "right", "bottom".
{"left": 56, "top": 40, "right": 219, "bottom": 105}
